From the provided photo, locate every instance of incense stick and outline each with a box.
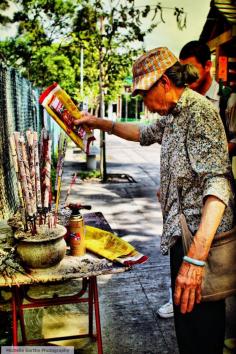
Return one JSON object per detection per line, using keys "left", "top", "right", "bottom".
{"left": 64, "top": 173, "right": 77, "bottom": 205}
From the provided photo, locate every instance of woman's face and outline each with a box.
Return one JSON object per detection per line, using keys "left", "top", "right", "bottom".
{"left": 139, "top": 80, "right": 170, "bottom": 116}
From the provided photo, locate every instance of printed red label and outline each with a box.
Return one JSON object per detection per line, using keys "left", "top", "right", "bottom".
{"left": 48, "top": 95, "right": 86, "bottom": 139}
{"left": 70, "top": 232, "right": 81, "bottom": 241}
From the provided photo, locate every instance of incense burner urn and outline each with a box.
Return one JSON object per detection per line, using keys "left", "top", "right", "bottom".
{"left": 15, "top": 224, "right": 67, "bottom": 269}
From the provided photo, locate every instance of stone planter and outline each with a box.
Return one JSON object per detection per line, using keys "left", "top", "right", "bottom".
{"left": 15, "top": 224, "right": 67, "bottom": 269}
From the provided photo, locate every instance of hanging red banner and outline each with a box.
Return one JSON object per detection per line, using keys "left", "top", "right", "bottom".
{"left": 218, "top": 56, "right": 228, "bottom": 82}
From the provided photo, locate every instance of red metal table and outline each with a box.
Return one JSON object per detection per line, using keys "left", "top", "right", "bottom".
{"left": 0, "top": 212, "right": 130, "bottom": 353}
{"left": 5, "top": 253, "right": 129, "bottom": 353}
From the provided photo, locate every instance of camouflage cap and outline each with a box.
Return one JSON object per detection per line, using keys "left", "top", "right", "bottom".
{"left": 132, "top": 47, "right": 178, "bottom": 96}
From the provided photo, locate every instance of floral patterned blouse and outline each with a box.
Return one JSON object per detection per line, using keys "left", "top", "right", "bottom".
{"left": 140, "top": 87, "right": 234, "bottom": 255}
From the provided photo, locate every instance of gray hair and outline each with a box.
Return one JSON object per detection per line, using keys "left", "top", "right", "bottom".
{"left": 165, "top": 61, "right": 199, "bottom": 87}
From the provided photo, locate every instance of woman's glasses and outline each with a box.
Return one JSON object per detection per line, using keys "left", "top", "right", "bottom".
{"left": 137, "top": 80, "right": 160, "bottom": 98}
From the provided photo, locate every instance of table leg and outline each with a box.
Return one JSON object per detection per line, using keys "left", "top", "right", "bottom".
{"left": 91, "top": 276, "right": 103, "bottom": 354}
{"left": 15, "top": 287, "right": 27, "bottom": 343}
{"left": 88, "top": 277, "right": 94, "bottom": 337}
{"left": 11, "top": 287, "right": 18, "bottom": 346}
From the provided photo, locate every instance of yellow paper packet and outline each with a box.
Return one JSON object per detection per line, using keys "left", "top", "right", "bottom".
{"left": 39, "top": 83, "right": 95, "bottom": 153}
{"left": 85, "top": 225, "right": 135, "bottom": 261}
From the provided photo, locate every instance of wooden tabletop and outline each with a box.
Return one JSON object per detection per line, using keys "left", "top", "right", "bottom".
{"left": 0, "top": 212, "right": 130, "bottom": 287}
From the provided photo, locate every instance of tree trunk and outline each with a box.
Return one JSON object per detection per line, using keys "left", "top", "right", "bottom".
{"left": 135, "top": 98, "right": 138, "bottom": 120}
{"left": 99, "top": 16, "right": 107, "bottom": 181}
{"left": 125, "top": 97, "right": 128, "bottom": 121}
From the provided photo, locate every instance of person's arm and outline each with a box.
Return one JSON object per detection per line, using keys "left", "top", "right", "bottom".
{"left": 226, "top": 93, "right": 236, "bottom": 156}
{"left": 174, "top": 104, "right": 231, "bottom": 314}
{"left": 174, "top": 195, "right": 225, "bottom": 314}
{"left": 228, "top": 142, "right": 236, "bottom": 156}
{"left": 156, "top": 187, "right": 161, "bottom": 202}
{"left": 74, "top": 112, "right": 140, "bottom": 142}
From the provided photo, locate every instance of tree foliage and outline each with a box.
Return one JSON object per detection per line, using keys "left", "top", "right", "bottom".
{"left": 0, "top": 0, "right": 11, "bottom": 26}
{"left": 0, "top": 0, "right": 186, "bottom": 109}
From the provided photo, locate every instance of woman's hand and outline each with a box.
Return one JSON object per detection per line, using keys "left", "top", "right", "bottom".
{"left": 74, "top": 111, "right": 99, "bottom": 129}
{"left": 174, "top": 261, "right": 204, "bottom": 314}
{"left": 75, "top": 113, "right": 141, "bottom": 142}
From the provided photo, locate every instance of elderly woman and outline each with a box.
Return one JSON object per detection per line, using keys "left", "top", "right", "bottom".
{"left": 75, "top": 47, "right": 234, "bottom": 354}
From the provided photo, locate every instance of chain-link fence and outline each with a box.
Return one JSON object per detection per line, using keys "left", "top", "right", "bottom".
{"left": 0, "top": 63, "right": 43, "bottom": 219}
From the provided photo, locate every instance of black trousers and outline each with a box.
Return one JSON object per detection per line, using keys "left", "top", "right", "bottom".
{"left": 170, "top": 238, "right": 225, "bottom": 354}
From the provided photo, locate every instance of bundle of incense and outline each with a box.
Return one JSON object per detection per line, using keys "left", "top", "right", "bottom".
{"left": 13, "top": 132, "right": 34, "bottom": 218}
{"left": 11, "top": 132, "right": 35, "bottom": 233}
{"left": 55, "top": 133, "right": 67, "bottom": 200}
{"left": 33, "top": 132, "right": 42, "bottom": 209}
{"left": 39, "top": 83, "right": 95, "bottom": 153}
{"left": 10, "top": 129, "right": 54, "bottom": 233}
{"left": 54, "top": 133, "right": 67, "bottom": 224}
{"left": 26, "top": 130, "right": 37, "bottom": 215}
{"left": 40, "top": 128, "right": 52, "bottom": 211}
{"left": 9, "top": 135, "right": 24, "bottom": 208}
